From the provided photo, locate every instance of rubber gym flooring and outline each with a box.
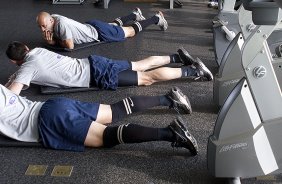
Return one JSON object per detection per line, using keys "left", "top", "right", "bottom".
{"left": 0, "top": 0, "right": 280, "bottom": 183}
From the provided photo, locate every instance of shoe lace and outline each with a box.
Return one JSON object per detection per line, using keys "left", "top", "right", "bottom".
{"left": 193, "top": 69, "right": 205, "bottom": 81}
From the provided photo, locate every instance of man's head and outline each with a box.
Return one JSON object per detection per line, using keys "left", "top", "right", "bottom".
{"left": 36, "top": 11, "right": 55, "bottom": 33}
{"left": 6, "top": 41, "right": 29, "bottom": 66}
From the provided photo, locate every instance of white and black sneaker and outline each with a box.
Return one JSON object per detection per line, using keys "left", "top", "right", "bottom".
{"left": 208, "top": 1, "right": 218, "bottom": 8}
{"left": 132, "top": 7, "right": 146, "bottom": 21}
{"left": 193, "top": 58, "right": 213, "bottom": 81}
{"left": 174, "top": 0, "right": 183, "bottom": 7}
{"left": 177, "top": 47, "right": 195, "bottom": 66}
{"left": 169, "top": 116, "right": 199, "bottom": 156}
{"left": 167, "top": 87, "right": 192, "bottom": 114}
{"left": 155, "top": 11, "right": 168, "bottom": 31}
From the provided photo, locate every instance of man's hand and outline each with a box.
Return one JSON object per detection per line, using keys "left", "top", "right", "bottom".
{"left": 42, "top": 31, "right": 56, "bottom": 45}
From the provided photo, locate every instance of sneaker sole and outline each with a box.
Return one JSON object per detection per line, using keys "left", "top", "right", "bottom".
{"left": 172, "top": 87, "right": 192, "bottom": 114}
{"left": 195, "top": 58, "right": 213, "bottom": 81}
{"left": 157, "top": 11, "right": 168, "bottom": 31}
{"left": 176, "top": 117, "right": 198, "bottom": 155}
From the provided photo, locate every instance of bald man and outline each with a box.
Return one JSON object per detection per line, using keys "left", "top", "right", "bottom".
{"left": 36, "top": 9, "right": 168, "bottom": 49}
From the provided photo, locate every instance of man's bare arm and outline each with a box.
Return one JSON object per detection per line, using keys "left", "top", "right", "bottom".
{"left": 5, "top": 74, "right": 16, "bottom": 88}
{"left": 60, "top": 39, "right": 74, "bottom": 49}
{"left": 42, "top": 31, "right": 74, "bottom": 49}
{"left": 8, "top": 82, "right": 24, "bottom": 95}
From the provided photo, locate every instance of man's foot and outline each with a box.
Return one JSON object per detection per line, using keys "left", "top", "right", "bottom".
{"left": 174, "top": 0, "right": 183, "bottom": 7}
{"left": 193, "top": 58, "right": 213, "bottom": 81}
{"left": 155, "top": 11, "right": 168, "bottom": 31}
{"left": 167, "top": 87, "right": 192, "bottom": 114}
{"left": 169, "top": 116, "right": 198, "bottom": 156}
{"left": 208, "top": 1, "right": 218, "bottom": 8}
{"left": 132, "top": 7, "right": 146, "bottom": 21}
{"left": 177, "top": 47, "right": 195, "bottom": 66}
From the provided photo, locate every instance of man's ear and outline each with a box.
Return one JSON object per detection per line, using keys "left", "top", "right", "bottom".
{"left": 24, "top": 45, "right": 29, "bottom": 52}
{"left": 10, "top": 60, "right": 23, "bottom": 66}
{"left": 10, "top": 60, "right": 17, "bottom": 64}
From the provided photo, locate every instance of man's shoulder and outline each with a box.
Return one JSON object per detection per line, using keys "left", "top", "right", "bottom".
{"left": 53, "top": 14, "right": 70, "bottom": 24}
{"left": 26, "top": 48, "right": 45, "bottom": 58}
{"left": 23, "top": 48, "right": 47, "bottom": 65}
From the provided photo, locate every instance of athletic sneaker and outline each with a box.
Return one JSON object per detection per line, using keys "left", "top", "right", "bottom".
{"left": 169, "top": 116, "right": 198, "bottom": 156}
{"left": 174, "top": 0, "right": 183, "bottom": 7}
{"left": 167, "top": 87, "right": 192, "bottom": 114}
{"left": 193, "top": 58, "right": 213, "bottom": 81}
{"left": 177, "top": 47, "right": 195, "bottom": 66}
{"left": 155, "top": 11, "right": 168, "bottom": 31}
{"left": 209, "top": 2, "right": 218, "bottom": 9}
{"left": 132, "top": 8, "right": 146, "bottom": 21}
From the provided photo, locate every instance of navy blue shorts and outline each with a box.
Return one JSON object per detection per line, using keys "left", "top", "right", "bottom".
{"left": 38, "top": 97, "right": 100, "bottom": 151}
{"left": 86, "top": 20, "right": 125, "bottom": 42}
{"left": 88, "top": 54, "right": 131, "bottom": 90}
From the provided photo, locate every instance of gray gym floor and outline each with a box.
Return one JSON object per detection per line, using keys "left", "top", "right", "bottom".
{"left": 0, "top": 0, "right": 280, "bottom": 183}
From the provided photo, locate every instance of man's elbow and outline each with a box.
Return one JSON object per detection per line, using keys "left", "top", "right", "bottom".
{"left": 62, "top": 40, "right": 74, "bottom": 49}
{"left": 67, "top": 44, "right": 74, "bottom": 49}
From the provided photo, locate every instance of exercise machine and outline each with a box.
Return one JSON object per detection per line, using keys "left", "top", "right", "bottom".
{"left": 213, "top": 5, "right": 252, "bottom": 106}
{"left": 208, "top": 1, "right": 282, "bottom": 183}
{"left": 212, "top": 0, "right": 241, "bottom": 66}
{"left": 214, "top": 3, "right": 282, "bottom": 106}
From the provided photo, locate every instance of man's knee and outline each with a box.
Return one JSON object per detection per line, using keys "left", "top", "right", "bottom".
{"left": 84, "top": 122, "right": 106, "bottom": 147}
{"left": 138, "top": 72, "right": 154, "bottom": 86}
{"left": 96, "top": 104, "right": 112, "bottom": 124}
{"left": 122, "top": 26, "right": 136, "bottom": 38}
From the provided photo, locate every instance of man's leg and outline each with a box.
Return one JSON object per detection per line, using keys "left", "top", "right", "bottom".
{"left": 123, "top": 11, "right": 168, "bottom": 38}
{"left": 131, "top": 47, "right": 199, "bottom": 72}
{"left": 138, "top": 67, "right": 183, "bottom": 85}
{"left": 95, "top": 88, "right": 192, "bottom": 124}
{"left": 131, "top": 55, "right": 180, "bottom": 71}
{"left": 84, "top": 117, "right": 199, "bottom": 156}
{"left": 137, "top": 59, "right": 213, "bottom": 85}
{"left": 131, "top": 47, "right": 198, "bottom": 71}
{"left": 113, "top": 8, "right": 145, "bottom": 26}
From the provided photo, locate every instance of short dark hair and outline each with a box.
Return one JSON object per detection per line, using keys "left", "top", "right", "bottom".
{"left": 6, "top": 41, "right": 28, "bottom": 61}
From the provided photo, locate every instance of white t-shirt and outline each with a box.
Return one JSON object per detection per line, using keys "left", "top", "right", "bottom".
{"left": 52, "top": 14, "right": 99, "bottom": 44}
{"left": 0, "top": 85, "right": 44, "bottom": 142}
{"left": 11, "top": 48, "right": 91, "bottom": 89}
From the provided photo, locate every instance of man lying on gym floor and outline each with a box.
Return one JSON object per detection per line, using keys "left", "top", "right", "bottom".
{"left": 36, "top": 9, "right": 167, "bottom": 49}
{"left": 5, "top": 41, "right": 213, "bottom": 95}
{"left": 0, "top": 84, "right": 198, "bottom": 155}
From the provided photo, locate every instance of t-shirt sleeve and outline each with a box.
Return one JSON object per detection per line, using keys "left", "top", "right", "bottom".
{"left": 13, "top": 68, "right": 35, "bottom": 90}
{"left": 56, "top": 20, "right": 73, "bottom": 41}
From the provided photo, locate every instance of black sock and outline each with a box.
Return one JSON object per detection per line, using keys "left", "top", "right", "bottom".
{"left": 110, "top": 95, "right": 172, "bottom": 123}
{"left": 113, "top": 13, "right": 136, "bottom": 26}
{"left": 131, "top": 16, "right": 159, "bottom": 33}
{"left": 103, "top": 124, "right": 174, "bottom": 148}
{"left": 159, "top": 95, "right": 172, "bottom": 106}
{"left": 170, "top": 54, "right": 182, "bottom": 63}
{"left": 181, "top": 66, "right": 197, "bottom": 77}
